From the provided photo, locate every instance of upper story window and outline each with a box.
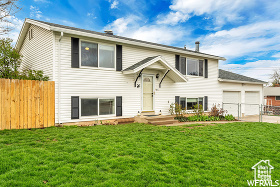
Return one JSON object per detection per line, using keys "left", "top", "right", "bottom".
{"left": 179, "top": 57, "right": 186, "bottom": 75}
{"left": 80, "top": 41, "right": 115, "bottom": 68}
{"left": 187, "top": 59, "right": 204, "bottom": 76}
{"left": 99, "top": 45, "right": 115, "bottom": 68}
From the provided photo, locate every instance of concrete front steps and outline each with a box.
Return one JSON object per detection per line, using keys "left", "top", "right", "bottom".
{"left": 135, "top": 114, "right": 177, "bottom": 125}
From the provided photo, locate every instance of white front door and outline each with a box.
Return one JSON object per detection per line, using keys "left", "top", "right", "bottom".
{"left": 142, "top": 75, "right": 154, "bottom": 111}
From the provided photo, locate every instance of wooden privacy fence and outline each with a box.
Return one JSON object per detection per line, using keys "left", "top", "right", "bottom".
{"left": 0, "top": 79, "right": 55, "bottom": 130}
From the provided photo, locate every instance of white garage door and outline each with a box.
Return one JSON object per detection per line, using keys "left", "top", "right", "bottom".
{"left": 223, "top": 91, "right": 241, "bottom": 117}
{"left": 245, "top": 91, "right": 260, "bottom": 116}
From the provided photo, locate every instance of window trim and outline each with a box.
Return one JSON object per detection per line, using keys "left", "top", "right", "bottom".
{"left": 79, "top": 97, "right": 116, "bottom": 118}
{"left": 276, "top": 96, "right": 280, "bottom": 101}
{"left": 79, "top": 39, "right": 116, "bottom": 70}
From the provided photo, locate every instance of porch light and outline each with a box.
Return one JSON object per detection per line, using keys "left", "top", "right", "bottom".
{"left": 137, "top": 111, "right": 140, "bottom": 116}
{"left": 159, "top": 110, "right": 162, "bottom": 115}
{"left": 156, "top": 73, "right": 160, "bottom": 79}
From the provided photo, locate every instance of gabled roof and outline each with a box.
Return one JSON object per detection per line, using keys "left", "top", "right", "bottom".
{"left": 123, "top": 56, "right": 159, "bottom": 71}
{"left": 123, "top": 55, "right": 188, "bottom": 83}
{"left": 264, "top": 87, "right": 280, "bottom": 96}
{"left": 16, "top": 19, "right": 226, "bottom": 61}
{"left": 218, "top": 69, "right": 267, "bottom": 84}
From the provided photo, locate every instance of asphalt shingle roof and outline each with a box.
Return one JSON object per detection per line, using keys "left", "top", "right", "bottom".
{"left": 30, "top": 19, "right": 224, "bottom": 59}
{"left": 219, "top": 69, "right": 266, "bottom": 83}
{"left": 123, "top": 56, "right": 160, "bottom": 71}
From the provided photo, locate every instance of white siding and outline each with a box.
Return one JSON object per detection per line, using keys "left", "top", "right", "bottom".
{"left": 19, "top": 24, "right": 54, "bottom": 80}
{"left": 52, "top": 32, "right": 263, "bottom": 123}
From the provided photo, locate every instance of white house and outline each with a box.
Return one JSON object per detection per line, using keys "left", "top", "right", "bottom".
{"left": 15, "top": 19, "right": 266, "bottom": 124}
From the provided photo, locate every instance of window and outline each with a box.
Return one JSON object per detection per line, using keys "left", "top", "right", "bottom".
{"left": 180, "top": 57, "right": 186, "bottom": 75}
{"left": 81, "top": 99, "right": 98, "bottom": 116}
{"left": 187, "top": 98, "right": 203, "bottom": 110}
{"left": 276, "top": 96, "right": 280, "bottom": 101}
{"left": 187, "top": 59, "right": 204, "bottom": 76}
{"left": 99, "top": 99, "right": 115, "bottom": 115}
{"left": 99, "top": 45, "right": 115, "bottom": 68}
{"left": 81, "top": 41, "right": 115, "bottom": 68}
{"left": 81, "top": 41, "right": 98, "bottom": 67}
{"left": 180, "top": 97, "right": 186, "bottom": 109}
{"left": 80, "top": 98, "right": 115, "bottom": 117}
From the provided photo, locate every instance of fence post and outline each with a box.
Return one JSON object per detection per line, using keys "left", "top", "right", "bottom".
{"left": 259, "top": 105, "right": 261, "bottom": 122}
{"left": 238, "top": 103, "right": 240, "bottom": 120}
{"left": 261, "top": 104, "right": 263, "bottom": 122}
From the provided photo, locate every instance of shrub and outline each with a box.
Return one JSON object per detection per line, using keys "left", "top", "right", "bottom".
{"left": 169, "top": 103, "right": 175, "bottom": 115}
{"left": 224, "top": 114, "right": 235, "bottom": 121}
{"left": 193, "top": 104, "right": 203, "bottom": 116}
{"left": 209, "top": 104, "right": 226, "bottom": 117}
{"left": 170, "top": 103, "right": 186, "bottom": 117}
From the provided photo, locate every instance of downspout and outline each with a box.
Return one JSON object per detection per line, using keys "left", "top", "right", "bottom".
{"left": 58, "top": 32, "right": 63, "bottom": 124}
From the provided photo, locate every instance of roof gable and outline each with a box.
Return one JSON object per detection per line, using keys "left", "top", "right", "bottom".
{"left": 219, "top": 69, "right": 267, "bottom": 84}
{"left": 16, "top": 19, "right": 225, "bottom": 60}
{"left": 123, "top": 56, "right": 188, "bottom": 83}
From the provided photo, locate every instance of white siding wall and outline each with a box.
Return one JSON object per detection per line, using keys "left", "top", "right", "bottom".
{"left": 19, "top": 24, "right": 54, "bottom": 80}
{"left": 53, "top": 33, "right": 263, "bottom": 123}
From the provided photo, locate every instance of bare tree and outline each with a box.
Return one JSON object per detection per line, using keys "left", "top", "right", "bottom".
{"left": 270, "top": 69, "right": 280, "bottom": 86}
{"left": 0, "top": 0, "right": 21, "bottom": 35}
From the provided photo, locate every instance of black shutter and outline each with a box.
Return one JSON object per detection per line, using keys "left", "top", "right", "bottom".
{"left": 175, "top": 55, "right": 180, "bottom": 71}
{"left": 116, "top": 45, "right": 122, "bottom": 71}
{"left": 116, "top": 96, "right": 122, "bottom": 116}
{"left": 199, "top": 60, "right": 204, "bottom": 76}
{"left": 175, "top": 96, "right": 180, "bottom": 104}
{"left": 181, "top": 57, "right": 186, "bottom": 75}
{"left": 204, "top": 96, "right": 208, "bottom": 111}
{"left": 71, "top": 96, "right": 79, "bottom": 119}
{"left": 71, "top": 37, "right": 79, "bottom": 68}
{"left": 204, "top": 59, "right": 208, "bottom": 78}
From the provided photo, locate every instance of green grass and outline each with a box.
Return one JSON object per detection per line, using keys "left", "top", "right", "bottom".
{"left": 0, "top": 122, "right": 279, "bottom": 186}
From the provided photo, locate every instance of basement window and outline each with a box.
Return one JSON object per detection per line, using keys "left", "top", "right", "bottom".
{"left": 80, "top": 98, "right": 115, "bottom": 117}
{"left": 81, "top": 99, "right": 98, "bottom": 116}
{"left": 187, "top": 98, "right": 203, "bottom": 110}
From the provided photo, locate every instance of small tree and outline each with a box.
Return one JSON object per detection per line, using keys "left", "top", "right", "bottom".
{"left": 0, "top": 0, "right": 21, "bottom": 35}
{"left": 270, "top": 69, "right": 280, "bottom": 86}
{"left": 0, "top": 38, "right": 49, "bottom": 80}
{"left": 0, "top": 38, "right": 21, "bottom": 79}
{"left": 193, "top": 104, "right": 203, "bottom": 116}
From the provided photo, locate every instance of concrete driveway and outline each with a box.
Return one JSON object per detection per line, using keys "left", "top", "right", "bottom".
{"left": 241, "top": 115, "right": 280, "bottom": 124}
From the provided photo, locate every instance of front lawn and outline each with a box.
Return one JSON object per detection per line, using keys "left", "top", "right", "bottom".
{"left": 0, "top": 123, "right": 279, "bottom": 186}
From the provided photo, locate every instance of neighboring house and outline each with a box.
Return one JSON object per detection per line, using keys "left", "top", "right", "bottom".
{"left": 15, "top": 19, "right": 266, "bottom": 124}
{"left": 264, "top": 87, "right": 280, "bottom": 106}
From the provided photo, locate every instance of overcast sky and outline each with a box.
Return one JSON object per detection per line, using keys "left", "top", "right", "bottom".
{"left": 3, "top": 0, "right": 280, "bottom": 82}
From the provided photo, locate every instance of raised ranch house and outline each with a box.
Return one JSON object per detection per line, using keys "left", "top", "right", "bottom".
{"left": 16, "top": 19, "right": 266, "bottom": 124}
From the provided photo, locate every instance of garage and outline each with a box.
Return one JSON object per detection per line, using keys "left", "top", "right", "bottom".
{"left": 223, "top": 91, "right": 241, "bottom": 116}
{"left": 245, "top": 91, "right": 260, "bottom": 115}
